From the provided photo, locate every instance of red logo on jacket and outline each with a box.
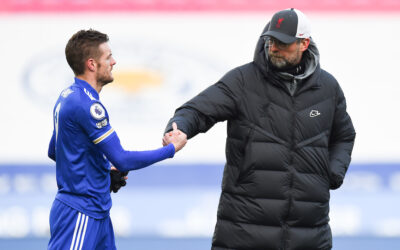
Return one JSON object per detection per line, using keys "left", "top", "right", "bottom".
{"left": 276, "top": 18, "right": 284, "bottom": 28}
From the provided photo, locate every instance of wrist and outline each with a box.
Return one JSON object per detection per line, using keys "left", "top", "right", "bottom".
{"left": 167, "top": 143, "right": 176, "bottom": 157}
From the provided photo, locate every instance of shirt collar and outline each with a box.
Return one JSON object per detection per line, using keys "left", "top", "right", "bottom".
{"left": 74, "top": 77, "right": 100, "bottom": 100}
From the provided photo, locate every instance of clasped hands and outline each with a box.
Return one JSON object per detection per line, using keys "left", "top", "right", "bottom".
{"left": 162, "top": 122, "right": 187, "bottom": 153}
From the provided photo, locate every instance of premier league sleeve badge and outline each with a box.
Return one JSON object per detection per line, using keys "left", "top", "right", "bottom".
{"left": 90, "top": 103, "right": 106, "bottom": 120}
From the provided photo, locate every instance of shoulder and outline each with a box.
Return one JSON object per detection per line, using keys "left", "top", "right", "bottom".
{"left": 219, "top": 62, "right": 255, "bottom": 87}
{"left": 221, "top": 62, "right": 254, "bottom": 78}
{"left": 58, "top": 86, "right": 88, "bottom": 110}
{"left": 319, "top": 68, "right": 339, "bottom": 88}
{"left": 318, "top": 68, "right": 344, "bottom": 96}
{"left": 61, "top": 86, "right": 107, "bottom": 120}
{"left": 55, "top": 86, "right": 80, "bottom": 113}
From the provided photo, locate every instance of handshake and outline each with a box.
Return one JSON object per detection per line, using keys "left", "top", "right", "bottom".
{"left": 110, "top": 122, "right": 187, "bottom": 193}
{"left": 162, "top": 122, "right": 187, "bottom": 153}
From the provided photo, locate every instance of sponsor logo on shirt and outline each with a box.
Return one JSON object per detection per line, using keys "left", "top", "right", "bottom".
{"left": 309, "top": 110, "right": 321, "bottom": 117}
{"left": 96, "top": 119, "right": 108, "bottom": 129}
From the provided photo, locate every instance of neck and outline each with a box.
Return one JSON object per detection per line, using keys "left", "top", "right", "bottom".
{"left": 76, "top": 74, "right": 102, "bottom": 93}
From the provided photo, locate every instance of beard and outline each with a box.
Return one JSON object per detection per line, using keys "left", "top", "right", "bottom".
{"left": 98, "top": 75, "right": 113, "bottom": 86}
{"left": 268, "top": 48, "right": 302, "bottom": 69}
{"left": 96, "top": 69, "right": 114, "bottom": 86}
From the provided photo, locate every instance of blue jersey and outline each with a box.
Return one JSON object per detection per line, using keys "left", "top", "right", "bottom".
{"left": 48, "top": 77, "right": 175, "bottom": 249}
{"left": 51, "top": 78, "right": 114, "bottom": 219}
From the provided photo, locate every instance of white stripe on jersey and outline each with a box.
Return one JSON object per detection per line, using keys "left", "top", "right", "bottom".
{"left": 93, "top": 128, "right": 115, "bottom": 144}
{"left": 70, "top": 213, "right": 82, "bottom": 250}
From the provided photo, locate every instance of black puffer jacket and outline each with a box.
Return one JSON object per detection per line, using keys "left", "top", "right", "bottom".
{"left": 165, "top": 23, "right": 355, "bottom": 250}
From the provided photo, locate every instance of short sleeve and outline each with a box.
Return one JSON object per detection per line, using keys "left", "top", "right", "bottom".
{"left": 76, "top": 101, "right": 114, "bottom": 145}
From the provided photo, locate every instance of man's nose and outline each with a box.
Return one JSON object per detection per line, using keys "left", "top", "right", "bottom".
{"left": 269, "top": 42, "right": 279, "bottom": 52}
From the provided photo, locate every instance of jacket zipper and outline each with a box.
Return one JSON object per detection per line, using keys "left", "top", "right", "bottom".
{"left": 282, "top": 94, "right": 296, "bottom": 250}
{"left": 289, "top": 81, "right": 295, "bottom": 94}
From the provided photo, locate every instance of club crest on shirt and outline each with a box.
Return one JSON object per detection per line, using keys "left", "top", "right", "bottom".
{"left": 90, "top": 103, "right": 106, "bottom": 120}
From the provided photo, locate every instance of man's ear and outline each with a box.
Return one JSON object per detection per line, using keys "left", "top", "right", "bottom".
{"left": 300, "top": 38, "right": 310, "bottom": 52}
{"left": 87, "top": 58, "right": 96, "bottom": 72}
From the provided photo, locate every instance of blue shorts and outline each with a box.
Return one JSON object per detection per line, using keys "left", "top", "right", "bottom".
{"left": 48, "top": 199, "right": 116, "bottom": 250}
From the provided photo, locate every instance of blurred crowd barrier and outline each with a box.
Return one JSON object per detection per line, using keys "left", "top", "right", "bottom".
{"left": 0, "top": 163, "right": 399, "bottom": 238}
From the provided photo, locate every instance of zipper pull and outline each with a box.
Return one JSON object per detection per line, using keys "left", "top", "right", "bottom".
{"left": 290, "top": 78, "right": 296, "bottom": 92}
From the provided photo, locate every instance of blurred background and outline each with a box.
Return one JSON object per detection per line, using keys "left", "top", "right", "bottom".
{"left": 1, "top": 0, "right": 400, "bottom": 249}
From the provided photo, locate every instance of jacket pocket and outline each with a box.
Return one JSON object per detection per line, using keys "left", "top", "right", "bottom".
{"left": 235, "top": 125, "right": 255, "bottom": 185}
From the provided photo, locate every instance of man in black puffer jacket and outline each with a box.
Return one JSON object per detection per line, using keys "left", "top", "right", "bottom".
{"left": 164, "top": 8, "right": 355, "bottom": 250}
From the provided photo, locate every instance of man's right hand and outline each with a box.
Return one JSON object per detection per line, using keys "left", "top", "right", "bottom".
{"left": 163, "top": 122, "right": 187, "bottom": 153}
{"left": 110, "top": 166, "right": 128, "bottom": 193}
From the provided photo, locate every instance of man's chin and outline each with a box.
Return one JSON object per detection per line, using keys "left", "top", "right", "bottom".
{"left": 270, "top": 58, "right": 287, "bottom": 69}
{"left": 100, "top": 77, "right": 114, "bottom": 86}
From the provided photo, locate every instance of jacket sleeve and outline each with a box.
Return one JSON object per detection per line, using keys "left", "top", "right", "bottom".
{"left": 164, "top": 69, "right": 242, "bottom": 139}
{"left": 329, "top": 85, "right": 356, "bottom": 189}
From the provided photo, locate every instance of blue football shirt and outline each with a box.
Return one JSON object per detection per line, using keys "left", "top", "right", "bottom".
{"left": 51, "top": 77, "right": 115, "bottom": 219}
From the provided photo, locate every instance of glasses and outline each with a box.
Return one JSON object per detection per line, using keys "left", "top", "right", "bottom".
{"left": 267, "top": 38, "right": 293, "bottom": 50}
